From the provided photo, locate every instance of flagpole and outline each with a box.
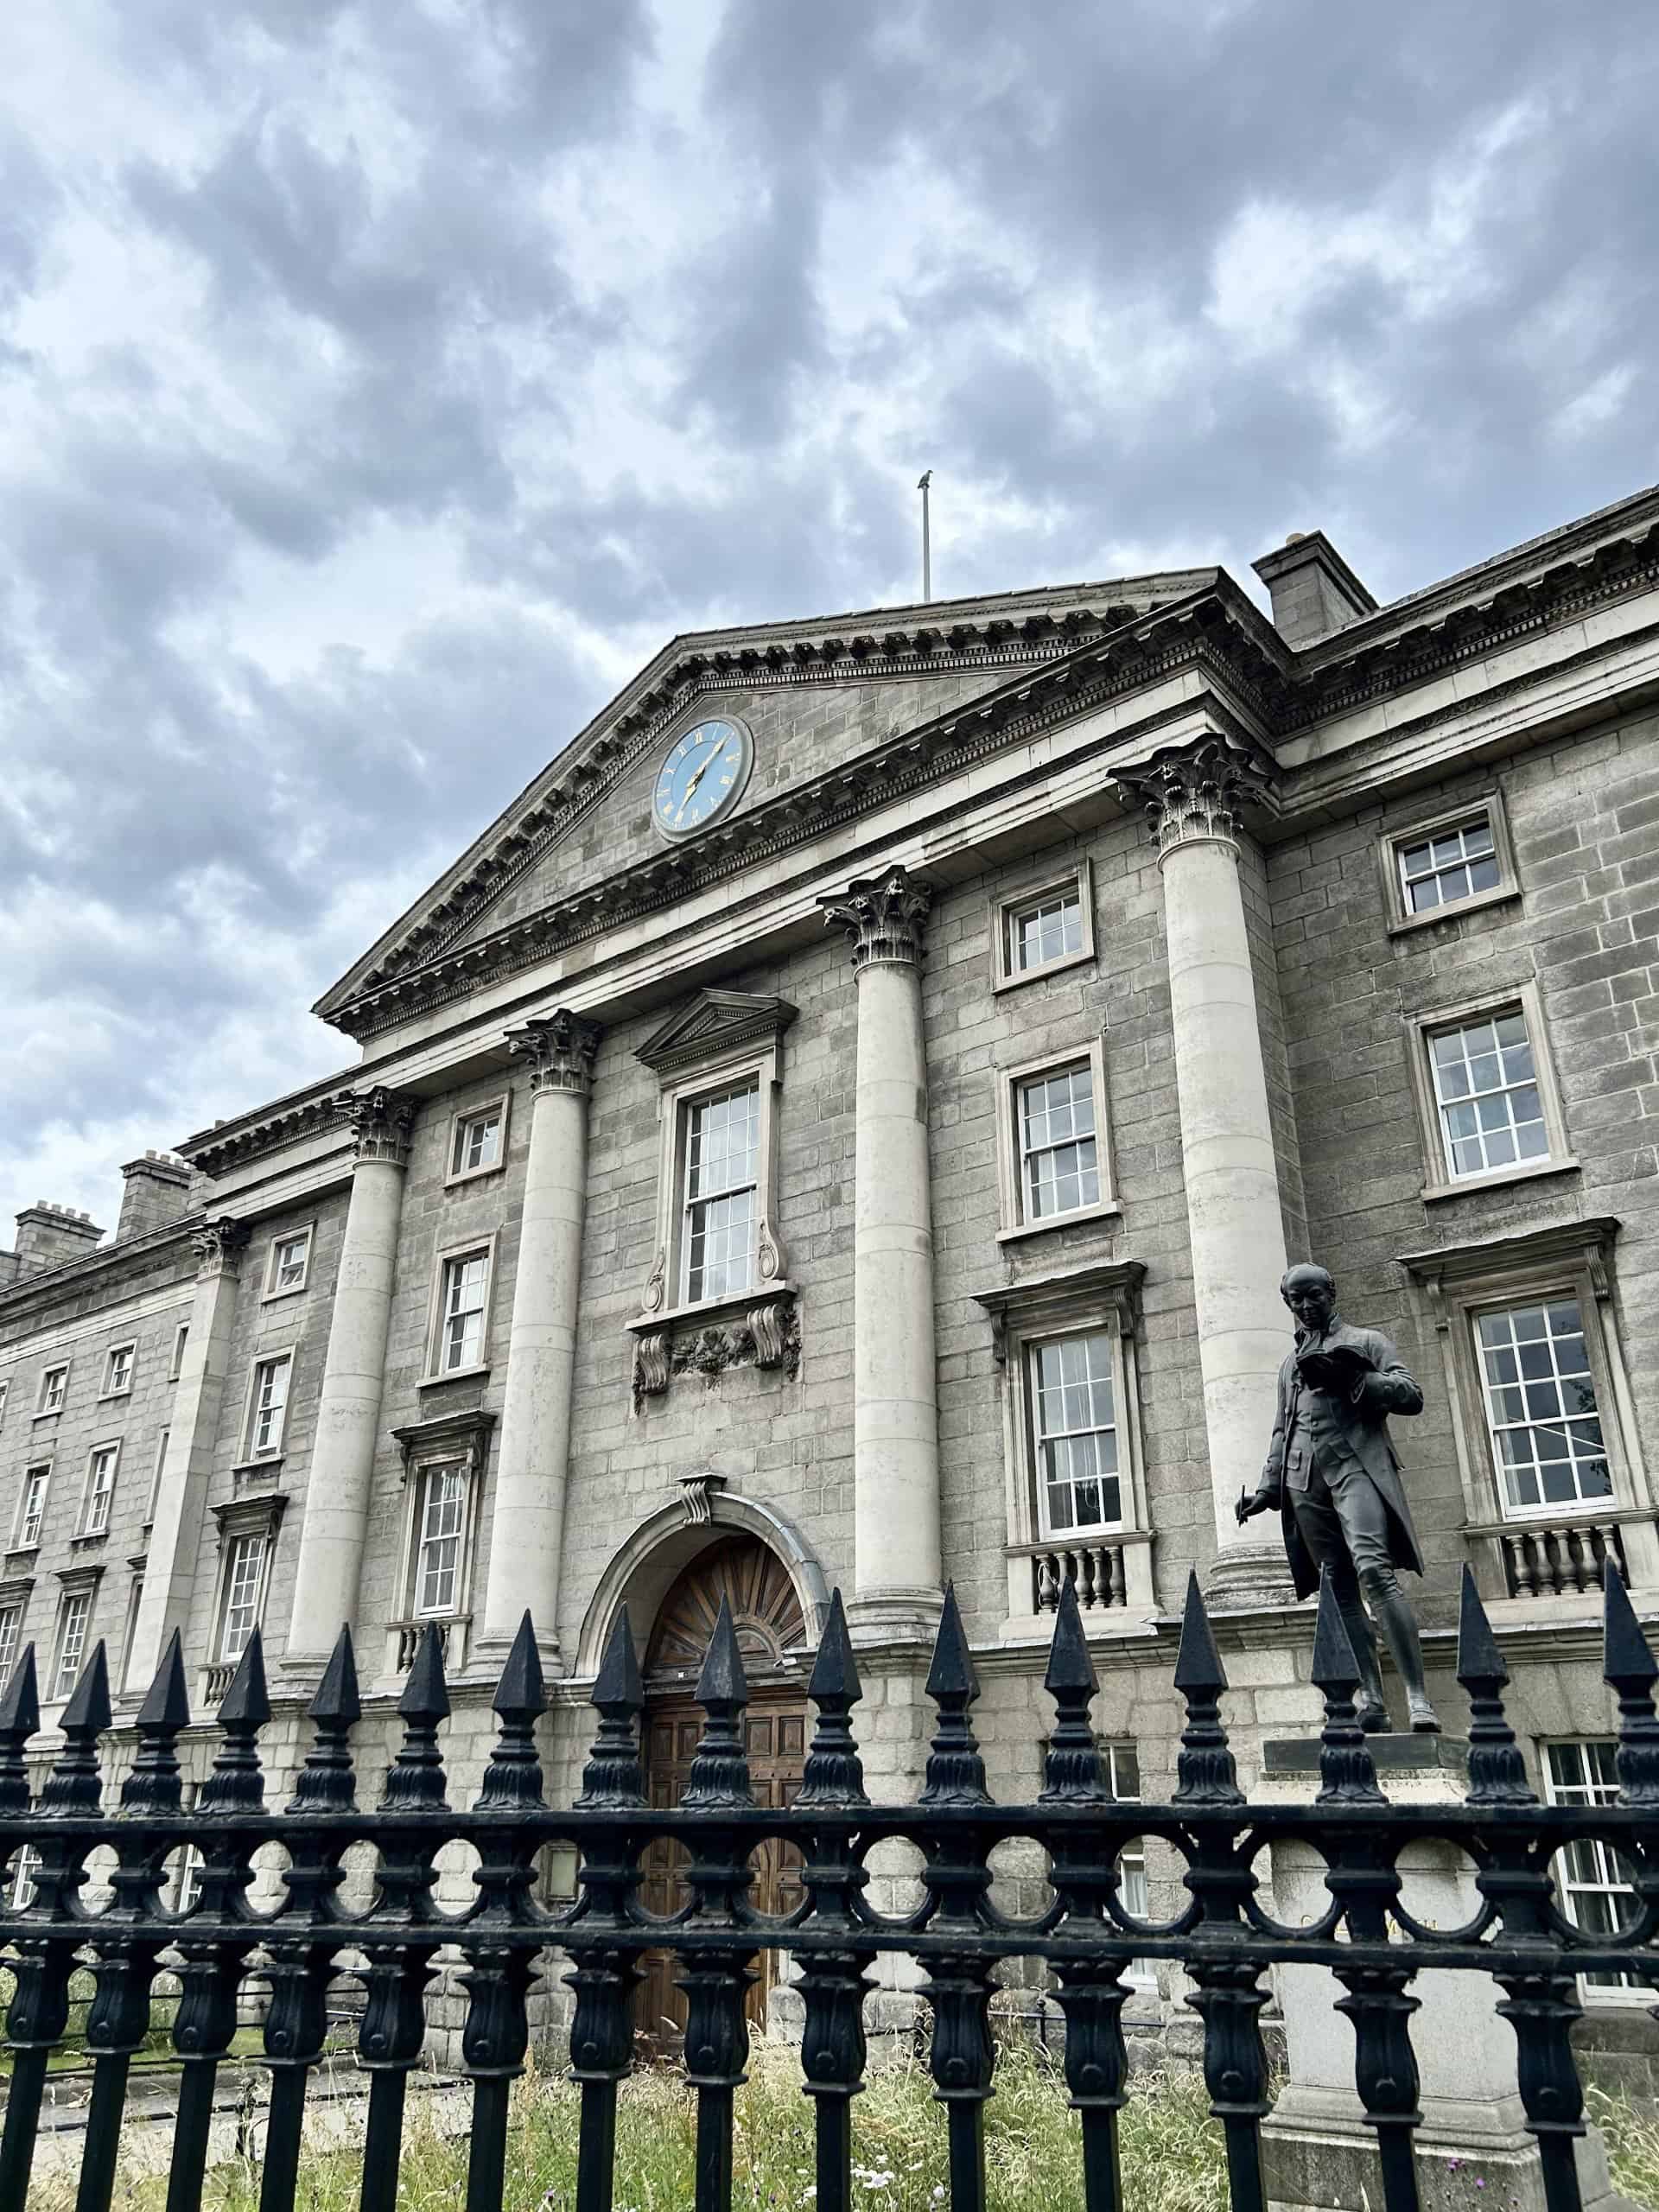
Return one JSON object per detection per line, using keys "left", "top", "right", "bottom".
{"left": 917, "top": 470, "right": 932, "bottom": 602}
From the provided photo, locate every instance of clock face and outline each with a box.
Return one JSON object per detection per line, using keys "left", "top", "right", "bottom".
{"left": 652, "top": 717, "right": 754, "bottom": 841}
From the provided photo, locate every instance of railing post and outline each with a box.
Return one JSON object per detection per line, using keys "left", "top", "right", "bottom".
{"left": 460, "top": 1948, "right": 537, "bottom": 2212}
{"left": 166, "top": 1947, "right": 250, "bottom": 2212}
{"left": 356, "top": 1951, "right": 438, "bottom": 2212}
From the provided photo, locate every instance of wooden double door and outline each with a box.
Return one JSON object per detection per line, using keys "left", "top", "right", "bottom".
{"left": 633, "top": 1536, "right": 809, "bottom": 2047}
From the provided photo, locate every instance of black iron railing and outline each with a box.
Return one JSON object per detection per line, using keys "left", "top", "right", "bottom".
{"left": 0, "top": 1562, "right": 1655, "bottom": 2212}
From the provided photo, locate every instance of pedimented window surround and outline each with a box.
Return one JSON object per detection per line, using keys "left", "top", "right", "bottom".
{"left": 972, "top": 1260, "right": 1152, "bottom": 1641}
{"left": 1398, "top": 1218, "right": 1658, "bottom": 1606}
{"left": 630, "top": 991, "right": 799, "bottom": 1407}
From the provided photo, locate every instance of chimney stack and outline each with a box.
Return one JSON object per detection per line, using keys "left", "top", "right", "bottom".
{"left": 9, "top": 1201, "right": 105, "bottom": 1279}
{"left": 118, "top": 1152, "right": 193, "bottom": 1242}
{"left": 1252, "top": 530, "right": 1377, "bottom": 648}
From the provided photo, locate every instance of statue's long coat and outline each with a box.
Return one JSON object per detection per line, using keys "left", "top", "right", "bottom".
{"left": 1259, "top": 1318, "right": 1427, "bottom": 1601}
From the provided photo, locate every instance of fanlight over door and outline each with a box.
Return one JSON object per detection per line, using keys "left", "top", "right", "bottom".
{"left": 644, "top": 1531, "right": 808, "bottom": 1682}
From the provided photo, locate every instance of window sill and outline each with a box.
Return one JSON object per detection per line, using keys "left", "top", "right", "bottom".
{"left": 259, "top": 1284, "right": 308, "bottom": 1306}
{"left": 628, "top": 1281, "right": 796, "bottom": 1338}
{"left": 1421, "top": 1156, "right": 1580, "bottom": 1205}
{"left": 69, "top": 1530, "right": 109, "bottom": 1550}
{"left": 993, "top": 946, "right": 1096, "bottom": 995}
{"left": 96, "top": 1389, "right": 134, "bottom": 1405}
{"left": 31, "top": 1408, "right": 63, "bottom": 1423}
{"left": 1387, "top": 884, "right": 1521, "bottom": 937}
{"left": 3, "top": 1547, "right": 39, "bottom": 1567}
{"left": 416, "top": 1363, "right": 492, "bottom": 1389}
{"left": 996, "top": 1202, "right": 1122, "bottom": 1246}
{"left": 442, "top": 1165, "right": 506, "bottom": 1191}
{"left": 229, "top": 1456, "right": 284, "bottom": 1478}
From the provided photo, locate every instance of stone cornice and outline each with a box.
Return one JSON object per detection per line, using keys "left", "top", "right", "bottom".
{"left": 0, "top": 1216, "right": 201, "bottom": 1327}
{"left": 314, "top": 576, "right": 1207, "bottom": 1023}
{"left": 186, "top": 1085, "right": 353, "bottom": 1181}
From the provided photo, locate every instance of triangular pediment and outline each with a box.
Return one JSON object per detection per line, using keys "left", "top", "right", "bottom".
{"left": 636, "top": 990, "right": 798, "bottom": 1077}
{"left": 312, "top": 569, "right": 1219, "bottom": 1033}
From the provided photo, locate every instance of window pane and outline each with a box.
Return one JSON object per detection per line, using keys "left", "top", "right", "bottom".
{"left": 416, "top": 1466, "right": 466, "bottom": 1616}
{"left": 1398, "top": 816, "right": 1499, "bottom": 913}
{"left": 683, "top": 1084, "right": 760, "bottom": 1300}
{"left": 1430, "top": 1008, "right": 1547, "bottom": 1179}
{"left": 221, "top": 1535, "right": 267, "bottom": 1662}
{"left": 1476, "top": 1300, "right": 1612, "bottom": 1515}
{"left": 1031, "top": 1332, "right": 1121, "bottom": 1535}
{"left": 441, "top": 1254, "right": 489, "bottom": 1370}
{"left": 54, "top": 1595, "right": 90, "bottom": 1700}
{"left": 1019, "top": 1065, "right": 1102, "bottom": 1220}
{"left": 1011, "top": 887, "right": 1084, "bottom": 972}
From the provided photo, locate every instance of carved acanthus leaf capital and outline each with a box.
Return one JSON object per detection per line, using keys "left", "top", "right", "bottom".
{"left": 506, "top": 1009, "right": 603, "bottom": 1096}
{"left": 1113, "top": 739, "right": 1272, "bottom": 861}
{"left": 341, "top": 1085, "right": 418, "bottom": 1167}
{"left": 819, "top": 864, "right": 931, "bottom": 972}
{"left": 192, "top": 1217, "right": 251, "bottom": 1280}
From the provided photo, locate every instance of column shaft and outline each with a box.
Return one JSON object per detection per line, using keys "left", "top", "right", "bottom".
{"left": 479, "top": 1011, "right": 600, "bottom": 1669}
{"left": 1121, "top": 743, "right": 1295, "bottom": 1605}
{"left": 822, "top": 868, "right": 942, "bottom": 1638}
{"left": 284, "top": 1088, "right": 415, "bottom": 1671}
{"left": 124, "top": 1219, "right": 248, "bottom": 1699}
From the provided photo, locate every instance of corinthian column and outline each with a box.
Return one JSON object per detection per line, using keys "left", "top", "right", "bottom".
{"left": 477, "top": 1009, "right": 601, "bottom": 1674}
{"left": 283, "top": 1085, "right": 416, "bottom": 1675}
{"left": 820, "top": 865, "right": 943, "bottom": 1641}
{"left": 124, "top": 1217, "right": 250, "bottom": 1700}
{"left": 1116, "top": 740, "right": 1296, "bottom": 1608}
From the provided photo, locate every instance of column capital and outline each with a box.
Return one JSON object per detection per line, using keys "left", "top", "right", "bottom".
{"left": 505, "top": 1009, "right": 603, "bottom": 1096}
{"left": 1113, "top": 738, "right": 1273, "bottom": 862}
{"left": 191, "top": 1217, "right": 250, "bottom": 1281}
{"left": 340, "top": 1084, "right": 417, "bottom": 1167}
{"left": 820, "top": 864, "right": 931, "bottom": 972}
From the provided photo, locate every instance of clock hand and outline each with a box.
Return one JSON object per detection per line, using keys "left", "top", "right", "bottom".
{"left": 674, "top": 747, "right": 722, "bottom": 823}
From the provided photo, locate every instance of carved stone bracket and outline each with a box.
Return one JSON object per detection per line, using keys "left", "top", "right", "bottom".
{"left": 1112, "top": 738, "right": 1273, "bottom": 860}
{"left": 192, "top": 1217, "right": 251, "bottom": 1281}
{"left": 341, "top": 1084, "right": 418, "bottom": 1167}
{"left": 630, "top": 1287, "right": 801, "bottom": 1410}
{"left": 820, "top": 864, "right": 931, "bottom": 971}
{"left": 505, "top": 1008, "right": 603, "bottom": 1096}
{"left": 678, "top": 1471, "right": 729, "bottom": 1526}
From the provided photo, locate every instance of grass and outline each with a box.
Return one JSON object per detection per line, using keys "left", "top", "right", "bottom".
{"left": 17, "top": 2044, "right": 1659, "bottom": 2211}
{"left": 28, "top": 2040, "right": 1231, "bottom": 2212}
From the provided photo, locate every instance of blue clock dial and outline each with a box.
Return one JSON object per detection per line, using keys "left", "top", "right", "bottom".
{"left": 652, "top": 717, "right": 753, "bottom": 840}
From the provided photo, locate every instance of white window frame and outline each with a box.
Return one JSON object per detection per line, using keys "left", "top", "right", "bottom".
{"left": 146, "top": 1429, "right": 170, "bottom": 1525}
{"left": 99, "top": 1342, "right": 136, "bottom": 1400}
{"left": 388, "top": 1415, "right": 490, "bottom": 1673}
{"left": 239, "top": 1350, "right": 295, "bottom": 1463}
{"left": 8, "top": 1843, "right": 41, "bottom": 1910}
{"left": 206, "top": 1497, "right": 285, "bottom": 1683}
{"left": 218, "top": 1531, "right": 270, "bottom": 1663}
{"left": 1405, "top": 982, "right": 1575, "bottom": 1203}
{"left": 1098, "top": 1740, "right": 1157, "bottom": 1990}
{"left": 1540, "top": 1739, "right": 1655, "bottom": 2002}
{"left": 1027, "top": 1326, "right": 1127, "bottom": 1541}
{"left": 444, "top": 1093, "right": 511, "bottom": 1187}
{"left": 79, "top": 1442, "right": 121, "bottom": 1538}
{"left": 995, "top": 1039, "right": 1117, "bottom": 1242}
{"left": 262, "top": 1224, "right": 314, "bottom": 1302}
{"left": 0, "top": 1602, "right": 23, "bottom": 1688}
{"left": 1473, "top": 1296, "right": 1614, "bottom": 1522}
{"left": 1381, "top": 790, "right": 1518, "bottom": 935}
{"left": 993, "top": 860, "right": 1096, "bottom": 991}
{"left": 168, "top": 1322, "right": 190, "bottom": 1381}
{"left": 0, "top": 1380, "right": 10, "bottom": 1431}
{"left": 421, "top": 1237, "right": 498, "bottom": 1384}
{"left": 635, "top": 995, "right": 793, "bottom": 1326}
{"left": 13, "top": 1465, "right": 51, "bottom": 1552}
{"left": 35, "top": 1363, "right": 69, "bottom": 1418}
{"left": 51, "top": 1588, "right": 93, "bottom": 1701}
{"left": 973, "top": 1263, "right": 1154, "bottom": 1636}
{"left": 409, "top": 1459, "right": 470, "bottom": 1618}
{"left": 677, "top": 1077, "right": 763, "bottom": 1307}
{"left": 1400, "top": 1219, "right": 1659, "bottom": 1602}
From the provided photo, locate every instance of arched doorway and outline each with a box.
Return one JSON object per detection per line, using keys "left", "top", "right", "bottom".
{"left": 636, "top": 1533, "right": 810, "bottom": 2045}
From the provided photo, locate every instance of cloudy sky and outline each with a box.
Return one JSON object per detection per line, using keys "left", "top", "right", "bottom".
{"left": 3, "top": 1, "right": 1656, "bottom": 1240}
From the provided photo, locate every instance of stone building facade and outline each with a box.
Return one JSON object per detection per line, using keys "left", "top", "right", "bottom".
{"left": 3, "top": 489, "right": 1659, "bottom": 2084}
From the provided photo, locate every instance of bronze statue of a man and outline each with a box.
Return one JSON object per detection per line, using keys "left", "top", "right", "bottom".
{"left": 1237, "top": 1262, "right": 1440, "bottom": 1732}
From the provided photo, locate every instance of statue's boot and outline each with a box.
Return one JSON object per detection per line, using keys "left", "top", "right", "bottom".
{"left": 1337, "top": 1597, "right": 1390, "bottom": 1732}
{"left": 1362, "top": 1567, "right": 1440, "bottom": 1732}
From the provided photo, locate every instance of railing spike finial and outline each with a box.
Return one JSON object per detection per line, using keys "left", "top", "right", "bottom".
{"left": 1603, "top": 1558, "right": 1659, "bottom": 1807}
{"left": 0, "top": 1644, "right": 40, "bottom": 1815}
{"left": 120, "top": 1627, "right": 193, "bottom": 1815}
{"left": 475, "top": 1611, "right": 549, "bottom": 1811}
{"left": 288, "top": 1624, "right": 361, "bottom": 1813}
{"left": 683, "top": 1595, "right": 753, "bottom": 1808}
{"left": 380, "top": 1622, "right": 451, "bottom": 1811}
{"left": 799, "top": 1587, "right": 869, "bottom": 1808}
{"left": 200, "top": 1628, "right": 271, "bottom": 1814}
{"left": 578, "top": 1606, "right": 646, "bottom": 1808}
{"left": 1312, "top": 1569, "right": 1383, "bottom": 1808}
{"left": 1040, "top": 1578, "right": 1106, "bottom": 1802}
{"left": 39, "top": 1639, "right": 111, "bottom": 1815}
{"left": 1456, "top": 1564, "right": 1535, "bottom": 1807}
{"left": 921, "top": 1582, "right": 991, "bottom": 1805}
{"left": 1172, "top": 1570, "right": 1243, "bottom": 1807}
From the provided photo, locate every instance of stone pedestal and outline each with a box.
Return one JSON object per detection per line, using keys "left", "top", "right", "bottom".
{"left": 1259, "top": 1735, "right": 1629, "bottom": 2212}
